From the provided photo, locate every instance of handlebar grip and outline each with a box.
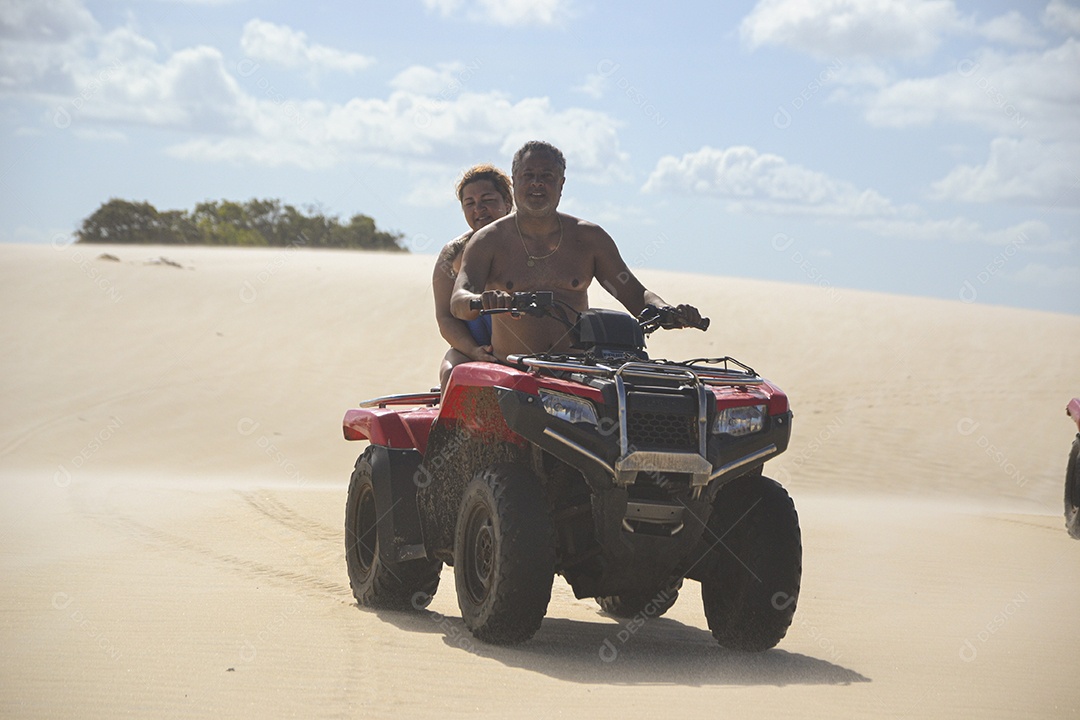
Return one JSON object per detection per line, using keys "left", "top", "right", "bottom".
{"left": 469, "top": 298, "right": 483, "bottom": 310}
{"left": 694, "top": 317, "right": 710, "bottom": 331}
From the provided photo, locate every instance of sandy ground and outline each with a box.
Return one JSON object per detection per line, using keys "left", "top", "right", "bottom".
{"left": 1, "top": 242, "right": 1077, "bottom": 718}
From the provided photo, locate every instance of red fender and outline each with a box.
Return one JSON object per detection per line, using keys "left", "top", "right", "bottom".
{"left": 343, "top": 406, "right": 439, "bottom": 451}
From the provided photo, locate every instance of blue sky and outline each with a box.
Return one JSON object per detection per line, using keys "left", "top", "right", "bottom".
{"left": 2, "top": 0, "right": 1078, "bottom": 314}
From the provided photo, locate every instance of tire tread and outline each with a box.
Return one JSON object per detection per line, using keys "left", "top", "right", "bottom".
{"left": 345, "top": 447, "right": 441, "bottom": 610}
{"left": 455, "top": 463, "right": 555, "bottom": 644}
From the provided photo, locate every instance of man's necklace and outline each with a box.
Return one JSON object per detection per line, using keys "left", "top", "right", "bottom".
{"left": 516, "top": 213, "right": 562, "bottom": 267}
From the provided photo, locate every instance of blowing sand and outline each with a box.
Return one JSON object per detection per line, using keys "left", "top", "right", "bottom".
{"left": 1, "top": 242, "right": 1077, "bottom": 718}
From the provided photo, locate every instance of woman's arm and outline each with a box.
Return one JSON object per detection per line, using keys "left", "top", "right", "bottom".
{"left": 433, "top": 238, "right": 495, "bottom": 361}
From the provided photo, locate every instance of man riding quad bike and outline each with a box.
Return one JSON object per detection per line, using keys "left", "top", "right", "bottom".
{"left": 342, "top": 293, "right": 802, "bottom": 649}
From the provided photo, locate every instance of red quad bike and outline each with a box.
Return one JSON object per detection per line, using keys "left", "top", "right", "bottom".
{"left": 1066, "top": 398, "right": 1080, "bottom": 539}
{"left": 342, "top": 292, "right": 801, "bottom": 649}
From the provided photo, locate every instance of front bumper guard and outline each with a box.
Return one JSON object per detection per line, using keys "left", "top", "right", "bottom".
{"left": 500, "top": 386, "right": 789, "bottom": 492}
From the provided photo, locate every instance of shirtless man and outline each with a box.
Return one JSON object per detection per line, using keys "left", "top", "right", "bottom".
{"left": 451, "top": 140, "right": 701, "bottom": 359}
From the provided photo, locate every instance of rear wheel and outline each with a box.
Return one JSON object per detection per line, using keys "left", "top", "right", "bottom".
{"left": 1066, "top": 436, "right": 1080, "bottom": 540}
{"left": 699, "top": 475, "right": 801, "bottom": 651}
{"left": 597, "top": 579, "right": 683, "bottom": 619}
{"left": 345, "top": 447, "right": 441, "bottom": 609}
{"left": 454, "top": 463, "right": 555, "bottom": 644}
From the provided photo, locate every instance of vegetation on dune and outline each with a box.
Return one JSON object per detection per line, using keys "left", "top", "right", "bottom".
{"left": 75, "top": 198, "right": 407, "bottom": 252}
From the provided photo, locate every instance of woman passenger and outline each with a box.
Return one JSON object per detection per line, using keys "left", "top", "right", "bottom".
{"left": 433, "top": 164, "right": 513, "bottom": 388}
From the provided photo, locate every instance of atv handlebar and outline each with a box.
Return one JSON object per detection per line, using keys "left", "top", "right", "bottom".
{"left": 470, "top": 292, "right": 709, "bottom": 332}
{"left": 637, "top": 304, "right": 710, "bottom": 333}
{"left": 468, "top": 291, "right": 554, "bottom": 317}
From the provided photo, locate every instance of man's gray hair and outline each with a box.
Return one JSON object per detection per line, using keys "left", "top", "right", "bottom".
{"left": 512, "top": 140, "right": 566, "bottom": 176}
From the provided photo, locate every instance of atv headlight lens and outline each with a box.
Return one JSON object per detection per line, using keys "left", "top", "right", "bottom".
{"left": 713, "top": 405, "right": 767, "bottom": 437}
{"left": 539, "top": 390, "right": 598, "bottom": 426}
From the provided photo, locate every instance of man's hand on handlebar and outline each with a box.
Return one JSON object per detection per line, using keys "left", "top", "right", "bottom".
{"left": 670, "top": 303, "right": 705, "bottom": 329}
{"left": 480, "top": 289, "right": 513, "bottom": 311}
{"left": 467, "top": 290, "right": 512, "bottom": 313}
{"left": 469, "top": 291, "right": 555, "bottom": 317}
{"left": 639, "top": 304, "right": 710, "bottom": 332}
{"left": 468, "top": 292, "right": 706, "bottom": 331}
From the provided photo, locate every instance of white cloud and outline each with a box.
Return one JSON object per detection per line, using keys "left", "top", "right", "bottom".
{"left": 97, "top": 25, "right": 158, "bottom": 64}
{"left": 1012, "top": 262, "right": 1079, "bottom": 287}
{"left": 742, "top": 0, "right": 1080, "bottom": 216}
{"left": 4, "top": 5, "right": 627, "bottom": 183}
{"left": 582, "top": 200, "right": 653, "bottom": 227}
{"left": 853, "top": 217, "right": 1056, "bottom": 249}
{"left": 2, "top": 1, "right": 250, "bottom": 135}
{"left": 643, "top": 145, "right": 1067, "bottom": 248}
{"left": 740, "top": 0, "right": 1056, "bottom": 59}
{"left": 0, "top": 0, "right": 98, "bottom": 94}
{"left": 863, "top": 39, "right": 1080, "bottom": 142}
{"left": 574, "top": 73, "right": 606, "bottom": 99}
{"left": 422, "top": 0, "right": 570, "bottom": 26}
{"left": 168, "top": 88, "right": 630, "bottom": 183}
{"left": 855, "top": 216, "right": 979, "bottom": 243}
{"left": 930, "top": 137, "right": 1080, "bottom": 206}
{"left": 61, "top": 43, "right": 249, "bottom": 132}
{"left": 18, "top": 15, "right": 252, "bottom": 135}
{"left": 1043, "top": 0, "right": 1080, "bottom": 35}
{"left": 72, "top": 126, "right": 126, "bottom": 142}
{"left": 0, "top": 0, "right": 98, "bottom": 42}
{"left": 239, "top": 19, "right": 373, "bottom": 73}
{"left": 740, "top": 0, "right": 963, "bottom": 58}
{"left": 982, "top": 220, "right": 1053, "bottom": 248}
{"left": 642, "top": 145, "right": 896, "bottom": 217}
{"left": 421, "top": 0, "right": 459, "bottom": 15}
{"left": 390, "top": 61, "right": 482, "bottom": 96}
{"left": 496, "top": 97, "right": 629, "bottom": 182}
{"left": 977, "top": 11, "right": 1045, "bottom": 47}
{"left": 403, "top": 175, "right": 456, "bottom": 208}
{"left": 858, "top": 38, "right": 1080, "bottom": 206}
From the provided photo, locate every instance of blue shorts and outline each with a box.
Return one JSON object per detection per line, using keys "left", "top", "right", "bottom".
{"left": 466, "top": 314, "right": 492, "bottom": 346}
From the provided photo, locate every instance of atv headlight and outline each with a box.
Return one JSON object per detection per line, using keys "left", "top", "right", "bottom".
{"left": 713, "top": 404, "right": 767, "bottom": 437}
{"left": 539, "top": 390, "right": 598, "bottom": 426}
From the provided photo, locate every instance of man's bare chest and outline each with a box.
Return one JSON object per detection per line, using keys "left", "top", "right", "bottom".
{"left": 489, "top": 252, "right": 593, "bottom": 294}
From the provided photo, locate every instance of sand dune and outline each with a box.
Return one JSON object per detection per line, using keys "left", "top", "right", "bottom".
{"left": 1, "top": 243, "right": 1077, "bottom": 718}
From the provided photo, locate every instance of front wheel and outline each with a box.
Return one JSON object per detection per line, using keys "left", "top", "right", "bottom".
{"left": 1066, "top": 436, "right": 1080, "bottom": 540}
{"left": 454, "top": 463, "right": 555, "bottom": 644}
{"left": 345, "top": 447, "right": 441, "bottom": 609}
{"left": 699, "top": 475, "right": 802, "bottom": 651}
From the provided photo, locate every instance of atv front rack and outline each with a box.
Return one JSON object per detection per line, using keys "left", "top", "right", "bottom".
{"left": 357, "top": 356, "right": 761, "bottom": 410}
{"left": 507, "top": 354, "right": 764, "bottom": 387}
